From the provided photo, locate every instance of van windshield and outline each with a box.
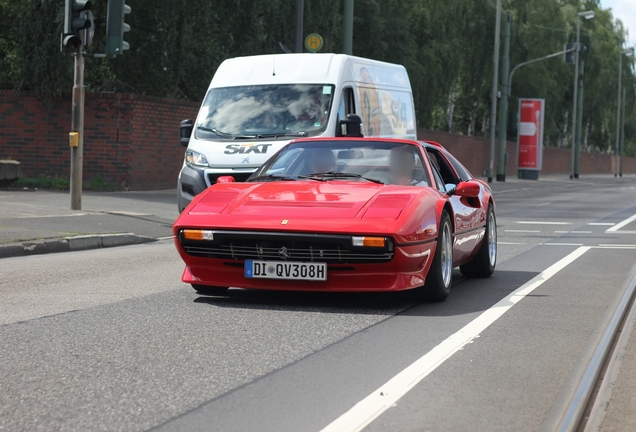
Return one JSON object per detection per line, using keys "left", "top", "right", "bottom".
{"left": 195, "top": 84, "right": 335, "bottom": 140}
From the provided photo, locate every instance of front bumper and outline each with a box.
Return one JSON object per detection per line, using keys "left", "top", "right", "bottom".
{"left": 175, "top": 239, "right": 436, "bottom": 292}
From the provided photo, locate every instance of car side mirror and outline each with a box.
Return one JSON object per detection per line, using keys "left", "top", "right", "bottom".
{"left": 216, "top": 176, "right": 235, "bottom": 183}
{"left": 180, "top": 119, "right": 193, "bottom": 147}
{"left": 339, "top": 114, "right": 364, "bottom": 137}
{"left": 451, "top": 181, "right": 481, "bottom": 198}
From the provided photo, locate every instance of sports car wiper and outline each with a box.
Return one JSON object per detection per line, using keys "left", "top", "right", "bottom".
{"left": 298, "top": 171, "right": 384, "bottom": 184}
{"left": 197, "top": 127, "right": 257, "bottom": 140}
{"left": 249, "top": 174, "right": 297, "bottom": 182}
{"left": 256, "top": 132, "right": 307, "bottom": 138}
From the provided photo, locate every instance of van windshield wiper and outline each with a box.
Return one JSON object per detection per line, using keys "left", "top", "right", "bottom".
{"left": 256, "top": 132, "right": 307, "bottom": 139}
{"left": 197, "top": 127, "right": 257, "bottom": 140}
{"left": 249, "top": 174, "right": 297, "bottom": 182}
{"left": 298, "top": 171, "right": 384, "bottom": 184}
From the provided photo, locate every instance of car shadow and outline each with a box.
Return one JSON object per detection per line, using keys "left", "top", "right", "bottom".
{"left": 192, "top": 269, "right": 540, "bottom": 318}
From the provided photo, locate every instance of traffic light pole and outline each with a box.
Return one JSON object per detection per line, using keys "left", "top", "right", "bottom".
{"left": 70, "top": 51, "right": 85, "bottom": 210}
{"left": 574, "top": 60, "right": 584, "bottom": 178}
{"left": 496, "top": 12, "right": 511, "bottom": 182}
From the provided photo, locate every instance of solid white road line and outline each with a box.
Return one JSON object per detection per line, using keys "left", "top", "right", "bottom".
{"left": 505, "top": 229, "right": 541, "bottom": 233}
{"left": 498, "top": 241, "right": 527, "bottom": 245}
{"left": 606, "top": 213, "right": 636, "bottom": 233}
{"left": 320, "top": 247, "right": 591, "bottom": 432}
{"left": 588, "top": 223, "right": 615, "bottom": 226}
{"left": 542, "top": 243, "right": 585, "bottom": 246}
{"left": 518, "top": 221, "right": 571, "bottom": 225}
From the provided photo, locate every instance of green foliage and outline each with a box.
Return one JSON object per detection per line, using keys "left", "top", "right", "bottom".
{"left": 13, "top": 173, "right": 114, "bottom": 190}
{"left": 86, "top": 174, "right": 112, "bottom": 189}
{"left": 15, "top": 174, "right": 70, "bottom": 190}
{"left": 0, "top": 0, "right": 634, "bottom": 155}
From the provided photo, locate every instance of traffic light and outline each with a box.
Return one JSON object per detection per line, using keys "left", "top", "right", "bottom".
{"left": 61, "top": 0, "right": 92, "bottom": 53}
{"left": 106, "top": 0, "right": 132, "bottom": 56}
{"left": 564, "top": 43, "right": 587, "bottom": 64}
{"left": 564, "top": 43, "right": 575, "bottom": 63}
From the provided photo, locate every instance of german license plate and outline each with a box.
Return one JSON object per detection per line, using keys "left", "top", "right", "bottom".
{"left": 244, "top": 260, "right": 327, "bottom": 281}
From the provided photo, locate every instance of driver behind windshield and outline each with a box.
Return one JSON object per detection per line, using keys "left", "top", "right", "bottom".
{"left": 389, "top": 146, "right": 426, "bottom": 186}
{"left": 308, "top": 148, "right": 337, "bottom": 173}
{"left": 296, "top": 88, "right": 328, "bottom": 127}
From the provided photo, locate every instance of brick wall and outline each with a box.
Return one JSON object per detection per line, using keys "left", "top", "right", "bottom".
{"left": 0, "top": 91, "right": 199, "bottom": 189}
{"left": 418, "top": 129, "right": 636, "bottom": 177}
{"left": 1, "top": 91, "right": 633, "bottom": 191}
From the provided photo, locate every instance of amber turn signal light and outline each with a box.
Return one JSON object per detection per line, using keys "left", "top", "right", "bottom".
{"left": 182, "top": 229, "right": 214, "bottom": 241}
{"left": 352, "top": 236, "right": 386, "bottom": 247}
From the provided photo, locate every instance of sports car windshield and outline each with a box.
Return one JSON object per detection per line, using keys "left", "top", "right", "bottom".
{"left": 195, "top": 84, "right": 335, "bottom": 140}
{"left": 248, "top": 140, "right": 431, "bottom": 186}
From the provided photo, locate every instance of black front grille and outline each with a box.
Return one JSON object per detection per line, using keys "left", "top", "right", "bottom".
{"left": 180, "top": 231, "right": 394, "bottom": 264}
{"left": 207, "top": 172, "right": 254, "bottom": 184}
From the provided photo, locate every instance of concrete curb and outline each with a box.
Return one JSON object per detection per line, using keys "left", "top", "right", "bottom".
{"left": 0, "top": 233, "right": 158, "bottom": 259}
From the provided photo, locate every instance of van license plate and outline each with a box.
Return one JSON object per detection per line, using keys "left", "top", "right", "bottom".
{"left": 244, "top": 260, "right": 327, "bottom": 281}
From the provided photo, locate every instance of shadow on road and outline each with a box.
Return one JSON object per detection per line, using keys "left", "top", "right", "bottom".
{"left": 192, "top": 269, "right": 540, "bottom": 317}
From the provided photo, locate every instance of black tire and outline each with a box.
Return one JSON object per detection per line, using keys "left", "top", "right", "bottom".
{"left": 460, "top": 203, "right": 496, "bottom": 278}
{"left": 191, "top": 284, "right": 229, "bottom": 296}
{"left": 413, "top": 210, "right": 453, "bottom": 302}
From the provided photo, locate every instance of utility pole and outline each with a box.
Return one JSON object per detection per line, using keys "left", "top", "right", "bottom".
{"left": 496, "top": 12, "right": 511, "bottom": 182}
{"left": 488, "top": 0, "right": 502, "bottom": 183}
{"left": 574, "top": 60, "right": 584, "bottom": 178}
{"left": 295, "top": 0, "right": 304, "bottom": 53}
{"left": 343, "top": 0, "right": 353, "bottom": 55}
{"left": 571, "top": 11, "right": 595, "bottom": 179}
{"left": 70, "top": 51, "right": 85, "bottom": 210}
{"left": 620, "top": 87, "right": 626, "bottom": 176}
{"left": 615, "top": 48, "right": 633, "bottom": 176}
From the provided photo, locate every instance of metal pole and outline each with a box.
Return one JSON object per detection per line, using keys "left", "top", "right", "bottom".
{"left": 488, "top": 0, "right": 502, "bottom": 183}
{"left": 295, "top": 0, "right": 304, "bottom": 53}
{"left": 70, "top": 51, "right": 85, "bottom": 210}
{"left": 343, "top": 0, "right": 353, "bottom": 55}
{"left": 570, "top": 17, "right": 580, "bottom": 179}
{"left": 620, "top": 87, "right": 626, "bottom": 176}
{"left": 574, "top": 60, "right": 584, "bottom": 178}
{"left": 615, "top": 53, "right": 623, "bottom": 177}
{"left": 496, "top": 12, "right": 511, "bottom": 182}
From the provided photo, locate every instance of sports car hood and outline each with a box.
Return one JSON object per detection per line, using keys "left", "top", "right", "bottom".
{"left": 188, "top": 181, "right": 385, "bottom": 219}
{"left": 176, "top": 181, "right": 427, "bottom": 234}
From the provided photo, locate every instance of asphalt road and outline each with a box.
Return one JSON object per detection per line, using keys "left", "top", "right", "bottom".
{"left": 1, "top": 176, "right": 636, "bottom": 431}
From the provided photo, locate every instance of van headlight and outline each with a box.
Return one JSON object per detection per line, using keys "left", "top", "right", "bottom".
{"left": 185, "top": 150, "right": 209, "bottom": 167}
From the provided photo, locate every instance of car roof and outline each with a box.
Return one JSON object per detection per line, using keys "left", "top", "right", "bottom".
{"left": 288, "top": 136, "right": 423, "bottom": 147}
{"left": 287, "top": 137, "right": 449, "bottom": 152}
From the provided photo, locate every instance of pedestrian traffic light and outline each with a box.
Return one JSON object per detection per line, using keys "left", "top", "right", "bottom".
{"left": 61, "top": 0, "right": 92, "bottom": 53}
{"left": 106, "top": 0, "right": 132, "bottom": 56}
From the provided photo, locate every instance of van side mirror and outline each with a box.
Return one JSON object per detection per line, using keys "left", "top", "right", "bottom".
{"left": 180, "top": 119, "right": 193, "bottom": 147}
{"left": 340, "top": 114, "right": 364, "bottom": 137}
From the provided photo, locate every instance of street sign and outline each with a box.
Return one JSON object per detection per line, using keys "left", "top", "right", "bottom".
{"left": 517, "top": 98, "right": 544, "bottom": 171}
{"left": 304, "top": 33, "right": 323, "bottom": 53}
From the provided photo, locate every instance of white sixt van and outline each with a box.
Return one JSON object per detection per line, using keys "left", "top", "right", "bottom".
{"left": 177, "top": 53, "right": 417, "bottom": 211}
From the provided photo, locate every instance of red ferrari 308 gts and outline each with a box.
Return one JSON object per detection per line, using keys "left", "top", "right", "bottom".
{"left": 172, "top": 138, "right": 496, "bottom": 301}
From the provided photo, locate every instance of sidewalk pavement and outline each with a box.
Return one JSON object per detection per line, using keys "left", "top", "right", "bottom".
{"left": 0, "top": 188, "right": 180, "bottom": 259}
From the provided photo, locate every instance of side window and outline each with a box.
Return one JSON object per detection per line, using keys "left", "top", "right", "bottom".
{"left": 345, "top": 87, "right": 356, "bottom": 115}
{"left": 445, "top": 152, "right": 472, "bottom": 181}
{"left": 427, "top": 148, "right": 460, "bottom": 187}
{"left": 426, "top": 151, "right": 446, "bottom": 193}
{"left": 338, "top": 87, "right": 356, "bottom": 120}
